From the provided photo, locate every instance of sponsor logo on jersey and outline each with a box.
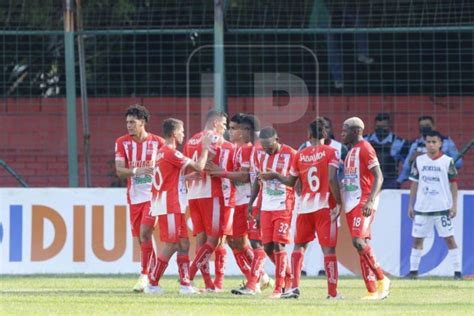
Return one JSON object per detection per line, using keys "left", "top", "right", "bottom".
{"left": 188, "top": 137, "right": 201, "bottom": 145}
{"left": 130, "top": 160, "right": 155, "bottom": 167}
{"left": 422, "top": 187, "right": 439, "bottom": 196}
{"left": 300, "top": 151, "right": 326, "bottom": 163}
{"left": 422, "top": 175, "right": 440, "bottom": 183}
{"left": 422, "top": 165, "right": 442, "bottom": 172}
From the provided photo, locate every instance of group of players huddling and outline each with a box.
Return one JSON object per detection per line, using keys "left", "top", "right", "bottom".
{"left": 115, "top": 104, "right": 393, "bottom": 300}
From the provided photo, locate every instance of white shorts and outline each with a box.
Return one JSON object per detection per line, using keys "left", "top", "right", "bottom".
{"left": 412, "top": 213, "right": 454, "bottom": 238}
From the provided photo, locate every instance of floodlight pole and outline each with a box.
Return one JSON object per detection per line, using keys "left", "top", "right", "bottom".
{"left": 64, "top": 0, "right": 79, "bottom": 187}
{"left": 214, "top": 0, "right": 227, "bottom": 113}
{"left": 76, "top": 0, "right": 91, "bottom": 187}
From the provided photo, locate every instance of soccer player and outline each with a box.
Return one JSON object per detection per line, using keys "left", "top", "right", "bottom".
{"left": 253, "top": 127, "right": 297, "bottom": 298}
{"left": 211, "top": 120, "right": 237, "bottom": 291}
{"left": 407, "top": 130, "right": 461, "bottom": 280}
{"left": 340, "top": 117, "right": 391, "bottom": 300}
{"left": 298, "top": 116, "right": 347, "bottom": 277}
{"left": 144, "top": 118, "right": 212, "bottom": 295}
{"left": 208, "top": 114, "right": 273, "bottom": 289}
{"left": 184, "top": 110, "right": 227, "bottom": 291}
{"left": 114, "top": 104, "right": 164, "bottom": 292}
{"left": 228, "top": 114, "right": 275, "bottom": 295}
{"left": 262, "top": 118, "right": 343, "bottom": 300}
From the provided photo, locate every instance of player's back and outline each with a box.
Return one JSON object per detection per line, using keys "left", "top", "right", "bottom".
{"left": 295, "top": 145, "right": 339, "bottom": 212}
{"left": 152, "top": 145, "right": 189, "bottom": 214}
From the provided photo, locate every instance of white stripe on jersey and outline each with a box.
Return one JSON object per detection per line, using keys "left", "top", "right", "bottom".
{"left": 131, "top": 141, "right": 137, "bottom": 163}
{"left": 124, "top": 142, "right": 130, "bottom": 162}
{"left": 141, "top": 141, "right": 147, "bottom": 161}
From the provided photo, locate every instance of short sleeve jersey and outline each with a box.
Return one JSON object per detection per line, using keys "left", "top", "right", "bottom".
{"left": 342, "top": 140, "right": 380, "bottom": 212}
{"left": 257, "top": 144, "right": 297, "bottom": 212}
{"left": 115, "top": 133, "right": 165, "bottom": 205}
{"left": 151, "top": 145, "right": 191, "bottom": 215}
{"left": 290, "top": 145, "right": 339, "bottom": 214}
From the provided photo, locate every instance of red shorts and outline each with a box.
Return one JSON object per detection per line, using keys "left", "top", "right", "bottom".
{"left": 294, "top": 208, "right": 337, "bottom": 247}
{"left": 158, "top": 213, "right": 188, "bottom": 243}
{"left": 129, "top": 201, "right": 156, "bottom": 237}
{"left": 261, "top": 210, "right": 292, "bottom": 245}
{"left": 222, "top": 207, "right": 234, "bottom": 236}
{"left": 345, "top": 204, "right": 375, "bottom": 239}
{"left": 248, "top": 207, "right": 262, "bottom": 241}
{"left": 232, "top": 204, "right": 249, "bottom": 238}
{"left": 188, "top": 196, "right": 225, "bottom": 237}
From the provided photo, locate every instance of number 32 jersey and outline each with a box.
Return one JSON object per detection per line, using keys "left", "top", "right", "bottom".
{"left": 290, "top": 145, "right": 339, "bottom": 214}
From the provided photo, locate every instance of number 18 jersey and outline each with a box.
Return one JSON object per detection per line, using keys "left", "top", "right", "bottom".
{"left": 290, "top": 144, "right": 339, "bottom": 214}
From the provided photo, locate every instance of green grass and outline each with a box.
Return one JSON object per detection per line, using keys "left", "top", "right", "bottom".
{"left": 1, "top": 275, "right": 472, "bottom": 315}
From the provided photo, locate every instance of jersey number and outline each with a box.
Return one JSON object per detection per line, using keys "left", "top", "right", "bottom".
{"left": 192, "top": 150, "right": 199, "bottom": 162}
{"left": 278, "top": 223, "right": 289, "bottom": 234}
{"left": 353, "top": 217, "right": 362, "bottom": 227}
{"left": 307, "top": 166, "right": 320, "bottom": 192}
{"left": 441, "top": 216, "right": 452, "bottom": 228}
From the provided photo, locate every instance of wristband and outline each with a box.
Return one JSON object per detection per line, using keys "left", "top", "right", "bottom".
{"left": 132, "top": 167, "right": 137, "bottom": 175}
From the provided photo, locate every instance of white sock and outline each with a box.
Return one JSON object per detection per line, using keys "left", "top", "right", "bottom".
{"left": 410, "top": 248, "right": 423, "bottom": 271}
{"left": 448, "top": 248, "right": 461, "bottom": 272}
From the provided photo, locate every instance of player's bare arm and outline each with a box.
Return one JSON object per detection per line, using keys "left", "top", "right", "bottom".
{"left": 259, "top": 172, "right": 297, "bottom": 187}
{"left": 449, "top": 181, "right": 458, "bottom": 219}
{"left": 328, "top": 165, "right": 342, "bottom": 221}
{"left": 362, "top": 165, "right": 384, "bottom": 217}
{"left": 115, "top": 160, "right": 154, "bottom": 178}
{"left": 408, "top": 181, "right": 418, "bottom": 220}
{"left": 247, "top": 179, "right": 260, "bottom": 222}
{"left": 205, "top": 161, "right": 251, "bottom": 183}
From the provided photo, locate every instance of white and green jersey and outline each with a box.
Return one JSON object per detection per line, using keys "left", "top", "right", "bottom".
{"left": 409, "top": 153, "right": 457, "bottom": 212}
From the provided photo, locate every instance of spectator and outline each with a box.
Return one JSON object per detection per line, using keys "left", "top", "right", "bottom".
{"left": 365, "top": 113, "right": 409, "bottom": 189}
{"left": 397, "top": 115, "right": 463, "bottom": 184}
{"left": 308, "top": 0, "right": 374, "bottom": 89}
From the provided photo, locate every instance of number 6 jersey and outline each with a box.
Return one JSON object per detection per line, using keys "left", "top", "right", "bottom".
{"left": 290, "top": 144, "right": 340, "bottom": 214}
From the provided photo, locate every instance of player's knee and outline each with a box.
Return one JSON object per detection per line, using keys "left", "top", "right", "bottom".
{"left": 321, "top": 246, "right": 335, "bottom": 255}
{"left": 352, "top": 238, "right": 365, "bottom": 251}
{"left": 139, "top": 225, "right": 153, "bottom": 242}
{"left": 293, "top": 243, "right": 306, "bottom": 253}
{"left": 207, "top": 236, "right": 219, "bottom": 247}
{"left": 413, "top": 238, "right": 424, "bottom": 249}
{"left": 178, "top": 238, "right": 190, "bottom": 253}
{"left": 444, "top": 236, "right": 457, "bottom": 249}
{"left": 274, "top": 243, "right": 285, "bottom": 252}
{"left": 230, "top": 237, "right": 245, "bottom": 251}
{"left": 250, "top": 239, "right": 262, "bottom": 249}
{"left": 263, "top": 243, "right": 274, "bottom": 257}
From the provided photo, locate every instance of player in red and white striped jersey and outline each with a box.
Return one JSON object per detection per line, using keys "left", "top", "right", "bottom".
{"left": 144, "top": 118, "right": 213, "bottom": 295}
{"left": 114, "top": 105, "right": 165, "bottom": 292}
{"left": 206, "top": 113, "right": 259, "bottom": 289}
{"left": 262, "top": 118, "right": 343, "bottom": 300}
{"left": 340, "top": 117, "right": 390, "bottom": 300}
{"left": 253, "top": 127, "right": 297, "bottom": 298}
{"left": 183, "top": 110, "right": 228, "bottom": 291}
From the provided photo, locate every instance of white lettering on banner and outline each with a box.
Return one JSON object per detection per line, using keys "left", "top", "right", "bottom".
{"left": 0, "top": 189, "right": 472, "bottom": 276}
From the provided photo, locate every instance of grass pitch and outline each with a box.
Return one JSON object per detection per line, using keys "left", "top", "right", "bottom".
{"left": 1, "top": 275, "right": 472, "bottom": 315}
